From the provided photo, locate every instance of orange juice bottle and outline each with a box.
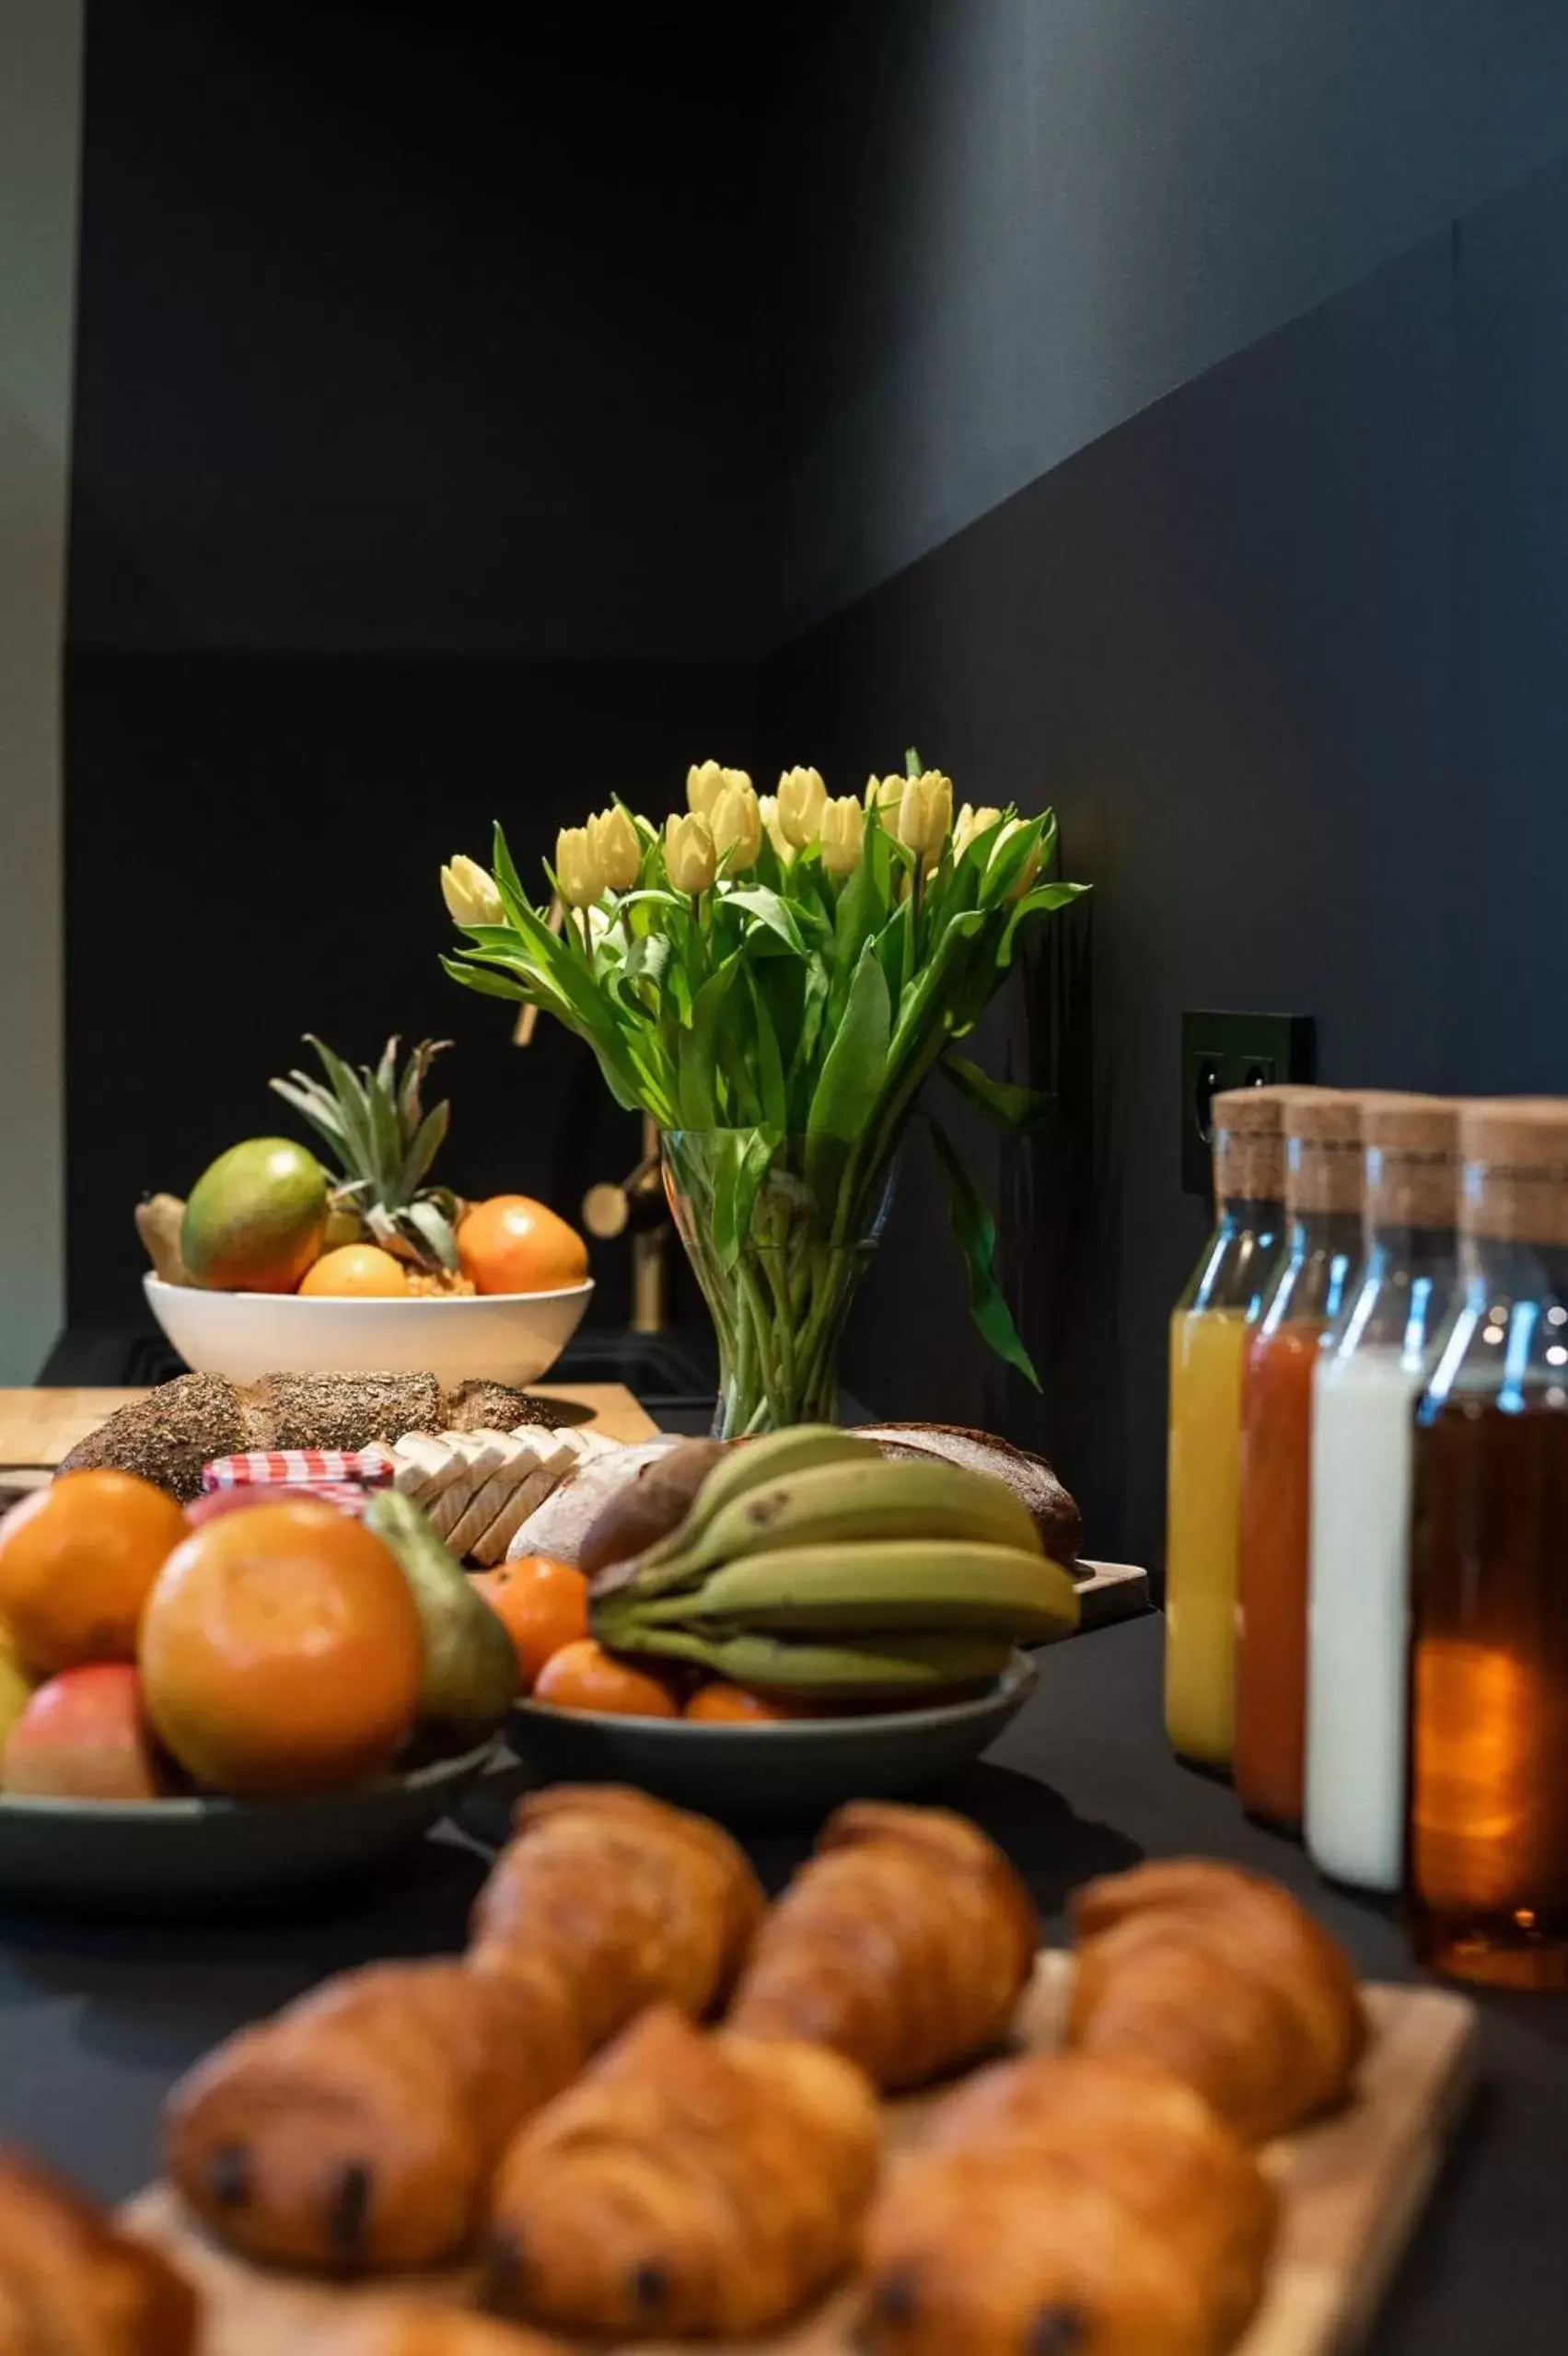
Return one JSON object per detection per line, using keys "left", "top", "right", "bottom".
{"left": 1165, "top": 1089, "right": 1288, "bottom": 1768}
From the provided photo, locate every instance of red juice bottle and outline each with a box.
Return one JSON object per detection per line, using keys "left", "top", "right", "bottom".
{"left": 1235, "top": 1090, "right": 1365, "bottom": 1830}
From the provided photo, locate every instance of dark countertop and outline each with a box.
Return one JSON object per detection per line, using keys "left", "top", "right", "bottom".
{"left": 0, "top": 1612, "right": 1564, "bottom": 2345}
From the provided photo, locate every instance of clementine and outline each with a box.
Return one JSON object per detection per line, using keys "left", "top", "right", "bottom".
{"left": 0, "top": 1469, "right": 187, "bottom": 1676}
{"left": 683, "top": 1680, "right": 820, "bottom": 1723}
{"left": 470, "top": 1556, "right": 588, "bottom": 1691}
{"left": 298, "top": 1244, "right": 409, "bottom": 1298}
{"left": 139, "top": 1500, "right": 422, "bottom": 1797}
{"left": 532, "top": 1638, "right": 679, "bottom": 1718}
{"left": 457, "top": 1195, "right": 588, "bottom": 1295}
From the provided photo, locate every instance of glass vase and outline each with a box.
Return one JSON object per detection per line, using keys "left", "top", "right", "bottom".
{"left": 661, "top": 1129, "right": 896, "bottom": 1437}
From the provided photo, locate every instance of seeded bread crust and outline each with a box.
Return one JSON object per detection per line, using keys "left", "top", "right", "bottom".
{"left": 854, "top": 1422, "right": 1082, "bottom": 1569}
{"left": 58, "top": 1373, "right": 561, "bottom": 1503}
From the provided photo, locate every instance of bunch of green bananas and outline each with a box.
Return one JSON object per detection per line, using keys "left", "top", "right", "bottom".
{"left": 590, "top": 1427, "right": 1079, "bottom": 1700}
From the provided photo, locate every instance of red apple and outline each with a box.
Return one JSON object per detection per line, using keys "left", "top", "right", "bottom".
{"left": 3, "top": 1664, "right": 167, "bottom": 1800}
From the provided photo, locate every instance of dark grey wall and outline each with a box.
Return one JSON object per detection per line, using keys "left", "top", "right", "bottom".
{"left": 62, "top": 0, "right": 1568, "bottom": 1585}
{"left": 766, "top": 148, "right": 1568, "bottom": 1573}
{"left": 71, "top": 0, "right": 768, "bottom": 660}
{"left": 65, "top": 0, "right": 778, "bottom": 1325}
{"left": 769, "top": 0, "right": 1568, "bottom": 633}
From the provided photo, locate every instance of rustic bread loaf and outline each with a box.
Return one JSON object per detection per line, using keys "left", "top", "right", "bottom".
{"left": 59, "top": 1374, "right": 561, "bottom": 1503}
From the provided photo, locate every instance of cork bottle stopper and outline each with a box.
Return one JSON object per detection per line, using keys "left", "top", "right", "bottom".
{"left": 1459, "top": 1099, "right": 1568, "bottom": 1247}
{"left": 1210, "top": 1084, "right": 1301, "bottom": 1203}
{"left": 1286, "top": 1089, "right": 1365, "bottom": 1215}
{"left": 1362, "top": 1094, "right": 1461, "bottom": 1231}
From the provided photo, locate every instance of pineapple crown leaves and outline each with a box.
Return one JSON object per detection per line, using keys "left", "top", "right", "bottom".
{"left": 269, "top": 1034, "right": 453, "bottom": 1216}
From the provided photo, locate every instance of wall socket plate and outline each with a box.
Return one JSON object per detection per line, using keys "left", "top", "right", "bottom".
{"left": 1181, "top": 1010, "right": 1316, "bottom": 1196}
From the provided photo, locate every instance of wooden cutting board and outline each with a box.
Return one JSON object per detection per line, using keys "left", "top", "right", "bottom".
{"left": 0, "top": 1385, "right": 659, "bottom": 1472}
{"left": 125, "top": 1956, "right": 1477, "bottom": 2356}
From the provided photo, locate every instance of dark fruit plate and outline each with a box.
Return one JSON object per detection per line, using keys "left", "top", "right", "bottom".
{"left": 505, "top": 1650, "right": 1038, "bottom": 1825}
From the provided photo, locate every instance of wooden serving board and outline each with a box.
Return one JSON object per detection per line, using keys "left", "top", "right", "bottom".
{"left": 124, "top": 1956, "right": 1477, "bottom": 2356}
{"left": 0, "top": 1384, "right": 658, "bottom": 1474}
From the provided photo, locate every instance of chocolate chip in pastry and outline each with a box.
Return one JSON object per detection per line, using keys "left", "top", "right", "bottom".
{"left": 487, "top": 2003, "right": 880, "bottom": 2339}
{"left": 164, "top": 1958, "right": 579, "bottom": 2271}
{"left": 858, "top": 2048, "right": 1277, "bottom": 2356}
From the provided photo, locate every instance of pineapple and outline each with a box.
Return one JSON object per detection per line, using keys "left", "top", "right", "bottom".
{"left": 270, "top": 1036, "right": 463, "bottom": 1274}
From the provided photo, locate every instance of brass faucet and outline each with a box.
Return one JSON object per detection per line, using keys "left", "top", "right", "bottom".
{"left": 582, "top": 1114, "right": 669, "bottom": 1334}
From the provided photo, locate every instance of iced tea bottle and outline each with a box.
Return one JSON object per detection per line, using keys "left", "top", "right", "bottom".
{"left": 1234, "top": 1090, "right": 1365, "bottom": 1828}
{"left": 1409, "top": 1098, "right": 1568, "bottom": 1989}
{"left": 1165, "top": 1087, "right": 1288, "bottom": 1769}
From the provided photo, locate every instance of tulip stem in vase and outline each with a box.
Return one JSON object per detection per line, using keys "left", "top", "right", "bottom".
{"left": 440, "top": 755, "right": 1089, "bottom": 1430}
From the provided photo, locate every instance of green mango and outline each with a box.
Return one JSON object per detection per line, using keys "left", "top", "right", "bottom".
{"left": 180, "top": 1139, "right": 329, "bottom": 1292}
{"left": 364, "top": 1491, "right": 519, "bottom": 1746}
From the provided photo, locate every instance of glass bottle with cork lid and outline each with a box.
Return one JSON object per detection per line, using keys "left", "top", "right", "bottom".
{"left": 1165, "top": 1085, "right": 1290, "bottom": 1770}
{"left": 1234, "top": 1088, "right": 1365, "bottom": 1830}
{"left": 1409, "top": 1097, "right": 1568, "bottom": 1989}
{"left": 1306, "top": 1094, "right": 1460, "bottom": 1893}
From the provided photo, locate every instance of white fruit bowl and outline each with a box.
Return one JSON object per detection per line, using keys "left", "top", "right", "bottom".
{"left": 144, "top": 1273, "right": 593, "bottom": 1389}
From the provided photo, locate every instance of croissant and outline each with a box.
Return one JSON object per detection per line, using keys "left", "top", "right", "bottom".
{"left": 302, "top": 2304, "right": 565, "bottom": 2356}
{"left": 726, "top": 1800, "right": 1037, "bottom": 2088}
{"left": 470, "top": 1785, "right": 766, "bottom": 2050}
{"left": 487, "top": 2003, "right": 880, "bottom": 2339}
{"left": 1069, "top": 1859, "right": 1368, "bottom": 2142}
{"left": 164, "top": 1957, "right": 579, "bottom": 2271}
{"left": 0, "top": 2149, "right": 198, "bottom": 2355}
{"left": 858, "top": 2049, "right": 1278, "bottom": 2356}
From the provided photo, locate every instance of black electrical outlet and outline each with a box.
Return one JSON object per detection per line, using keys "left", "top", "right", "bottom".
{"left": 1181, "top": 1010, "right": 1316, "bottom": 1196}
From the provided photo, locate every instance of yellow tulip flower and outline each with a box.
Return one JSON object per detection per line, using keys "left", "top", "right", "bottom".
{"left": 759, "top": 793, "right": 795, "bottom": 864}
{"left": 953, "top": 802, "right": 1004, "bottom": 860}
{"left": 819, "top": 795, "right": 864, "bottom": 876}
{"left": 440, "top": 854, "right": 504, "bottom": 927}
{"left": 555, "top": 825, "right": 606, "bottom": 910}
{"left": 777, "top": 764, "right": 827, "bottom": 848}
{"left": 897, "top": 770, "right": 954, "bottom": 870}
{"left": 666, "top": 810, "right": 718, "bottom": 893}
{"left": 588, "top": 805, "right": 641, "bottom": 893}
{"left": 711, "top": 776, "right": 763, "bottom": 869}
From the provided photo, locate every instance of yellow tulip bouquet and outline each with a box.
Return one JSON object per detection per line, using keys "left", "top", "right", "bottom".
{"left": 441, "top": 753, "right": 1086, "bottom": 1434}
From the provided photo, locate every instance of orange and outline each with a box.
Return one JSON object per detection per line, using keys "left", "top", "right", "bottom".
{"left": 298, "top": 1244, "right": 409, "bottom": 1298}
{"left": 458, "top": 1195, "right": 588, "bottom": 1296}
{"left": 470, "top": 1556, "right": 588, "bottom": 1691}
{"left": 532, "top": 1638, "right": 679, "bottom": 1718}
{"left": 683, "top": 1680, "right": 820, "bottom": 1723}
{"left": 139, "top": 1500, "right": 422, "bottom": 1797}
{"left": 0, "top": 1469, "right": 187, "bottom": 1676}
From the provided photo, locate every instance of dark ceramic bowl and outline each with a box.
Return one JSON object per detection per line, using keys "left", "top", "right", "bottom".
{"left": 0, "top": 1740, "right": 495, "bottom": 1910}
{"left": 504, "top": 1650, "right": 1038, "bottom": 1825}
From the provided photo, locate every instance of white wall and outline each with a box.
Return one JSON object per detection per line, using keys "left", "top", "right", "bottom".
{"left": 775, "top": 0, "right": 1568, "bottom": 629}
{"left": 0, "top": 0, "right": 81, "bottom": 1378}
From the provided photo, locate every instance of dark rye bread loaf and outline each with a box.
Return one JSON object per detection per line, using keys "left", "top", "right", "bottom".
{"left": 854, "top": 1423, "right": 1082, "bottom": 1569}
{"left": 58, "top": 1373, "right": 562, "bottom": 1503}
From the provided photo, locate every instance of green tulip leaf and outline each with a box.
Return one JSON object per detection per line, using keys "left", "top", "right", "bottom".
{"left": 940, "top": 1051, "right": 1051, "bottom": 1132}
{"left": 807, "top": 939, "right": 890, "bottom": 1143}
{"left": 925, "top": 1112, "right": 1040, "bottom": 1388}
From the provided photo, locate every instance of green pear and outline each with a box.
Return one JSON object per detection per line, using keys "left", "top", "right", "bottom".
{"left": 364, "top": 1491, "right": 518, "bottom": 1746}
